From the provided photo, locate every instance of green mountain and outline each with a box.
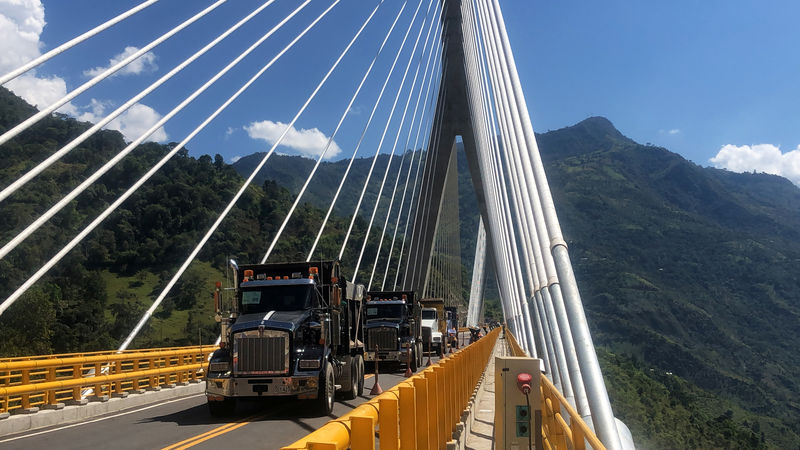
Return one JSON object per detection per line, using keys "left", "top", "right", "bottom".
{"left": 237, "top": 117, "right": 800, "bottom": 447}
{"left": 0, "top": 86, "right": 389, "bottom": 354}
{"left": 3, "top": 82, "right": 799, "bottom": 447}
{"left": 538, "top": 117, "right": 800, "bottom": 448}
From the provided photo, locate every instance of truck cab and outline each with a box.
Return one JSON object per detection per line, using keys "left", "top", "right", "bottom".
{"left": 205, "top": 260, "right": 365, "bottom": 416}
{"left": 362, "top": 291, "right": 423, "bottom": 371}
{"left": 421, "top": 307, "right": 443, "bottom": 355}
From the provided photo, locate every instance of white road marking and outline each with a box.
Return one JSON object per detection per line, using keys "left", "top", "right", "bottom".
{"left": 0, "top": 393, "right": 204, "bottom": 443}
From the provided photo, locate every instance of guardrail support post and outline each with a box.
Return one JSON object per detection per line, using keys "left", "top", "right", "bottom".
{"left": 379, "top": 398, "right": 399, "bottom": 450}
{"left": 399, "top": 385, "right": 417, "bottom": 449}
{"left": 433, "top": 366, "right": 447, "bottom": 447}
{"left": 424, "top": 369, "right": 439, "bottom": 448}
{"left": 413, "top": 378, "right": 430, "bottom": 450}
{"left": 351, "top": 415, "right": 375, "bottom": 450}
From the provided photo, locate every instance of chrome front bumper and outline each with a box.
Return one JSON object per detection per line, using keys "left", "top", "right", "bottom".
{"left": 206, "top": 374, "right": 319, "bottom": 398}
{"left": 364, "top": 351, "right": 405, "bottom": 362}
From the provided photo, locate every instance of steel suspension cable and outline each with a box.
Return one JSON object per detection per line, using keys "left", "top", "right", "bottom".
{"left": 380, "top": 41, "right": 442, "bottom": 290}
{"left": 337, "top": 0, "right": 436, "bottom": 265}
{"left": 0, "top": 0, "right": 160, "bottom": 85}
{"left": 0, "top": 0, "right": 279, "bottom": 204}
{"left": 461, "top": 5, "right": 519, "bottom": 337}
{"left": 391, "top": 59, "right": 442, "bottom": 290}
{"left": 350, "top": 0, "right": 440, "bottom": 285}
{"left": 306, "top": 0, "right": 427, "bottom": 261}
{"left": 366, "top": 5, "right": 443, "bottom": 289}
{"left": 260, "top": 0, "right": 399, "bottom": 263}
{"left": 471, "top": 0, "right": 537, "bottom": 352}
{"left": 0, "top": 0, "right": 335, "bottom": 322}
{"left": 0, "top": 0, "right": 311, "bottom": 262}
{"left": 462, "top": 0, "right": 517, "bottom": 342}
{"left": 116, "top": 0, "right": 351, "bottom": 350}
{"left": 0, "top": 0, "right": 226, "bottom": 149}
{"left": 398, "top": 53, "right": 447, "bottom": 290}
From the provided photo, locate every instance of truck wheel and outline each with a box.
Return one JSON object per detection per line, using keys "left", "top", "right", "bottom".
{"left": 416, "top": 343, "right": 424, "bottom": 367}
{"left": 355, "top": 355, "right": 365, "bottom": 397}
{"left": 341, "top": 356, "right": 359, "bottom": 400}
{"left": 208, "top": 397, "right": 235, "bottom": 417}
{"left": 315, "top": 363, "right": 335, "bottom": 416}
{"left": 410, "top": 348, "right": 418, "bottom": 372}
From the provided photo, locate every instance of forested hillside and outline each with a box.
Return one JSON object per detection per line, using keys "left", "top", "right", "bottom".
{"left": 239, "top": 117, "right": 800, "bottom": 448}
{"left": 538, "top": 117, "right": 800, "bottom": 448}
{"left": 3, "top": 84, "right": 800, "bottom": 447}
{"left": 0, "top": 86, "right": 393, "bottom": 354}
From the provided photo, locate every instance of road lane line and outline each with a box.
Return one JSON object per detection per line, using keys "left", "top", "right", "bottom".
{"left": 161, "top": 416, "right": 255, "bottom": 450}
{"left": 0, "top": 393, "right": 204, "bottom": 444}
{"left": 170, "top": 419, "right": 255, "bottom": 450}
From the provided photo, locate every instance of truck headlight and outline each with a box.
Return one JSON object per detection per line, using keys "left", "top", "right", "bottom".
{"left": 299, "top": 359, "right": 321, "bottom": 369}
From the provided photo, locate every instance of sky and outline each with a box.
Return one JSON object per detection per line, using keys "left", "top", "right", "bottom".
{"left": 2, "top": 0, "right": 799, "bottom": 186}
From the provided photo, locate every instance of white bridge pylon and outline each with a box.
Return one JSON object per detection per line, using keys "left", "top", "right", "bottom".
{"left": 0, "top": 1, "right": 623, "bottom": 447}
{"left": 403, "top": 1, "right": 625, "bottom": 448}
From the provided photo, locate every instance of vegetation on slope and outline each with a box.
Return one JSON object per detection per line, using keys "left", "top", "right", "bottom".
{"left": 0, "top": 87, "right": 396, "bottom": 353}
{"left": 3, "top": 85, "right": 800, "bottom": 447}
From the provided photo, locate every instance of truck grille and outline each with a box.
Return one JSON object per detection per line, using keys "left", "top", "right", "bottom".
{"left": 367, "top": 327, "right": 398, "bottom": 351}
{"left": 234, "top": 330, "right": 289, "bottom": 375}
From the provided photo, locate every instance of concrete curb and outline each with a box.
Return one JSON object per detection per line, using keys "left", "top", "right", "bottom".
{"left": 0, "top": 381, "right": 205, "bottom": 437}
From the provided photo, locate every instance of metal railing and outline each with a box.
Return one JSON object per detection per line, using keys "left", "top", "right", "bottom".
{"left": 282, "top": 327, "right": 501, "bottom": 450}
{"left": 0, "top": 345, "right": 214, "bottom": 414}
{"left": 505, "top": 329, "right": 605, "bottom": 450}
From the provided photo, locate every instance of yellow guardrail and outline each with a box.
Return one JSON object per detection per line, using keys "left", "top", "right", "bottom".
{"left": 505, "top": 328, "right": 605, "bottom": 450}
{"left": 282, "top": 327, "right": 501, "bottom": 450}
{"left": 0, "top": 345, "right": 214, "bottom": 414}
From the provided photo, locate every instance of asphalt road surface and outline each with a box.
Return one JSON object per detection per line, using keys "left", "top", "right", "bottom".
{"left": 0, "top": 355, "right": 447, "bottom": 450}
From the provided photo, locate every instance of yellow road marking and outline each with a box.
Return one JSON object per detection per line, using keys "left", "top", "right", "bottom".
{"left": 165, "top": 374, "right": 376, "bottom": 448}
{"left": 161, "top": 413, "right": 263, "bottom": 450}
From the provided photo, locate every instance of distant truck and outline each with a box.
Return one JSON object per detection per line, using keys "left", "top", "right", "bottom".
{"left": 362, "top": 291, "right": 423, "bottom": 371}
{"left": 420, "top": 298, "right": 445, "bottom": 356}
{"left": 205, "top": 260, "right": 365, "bottom": 416}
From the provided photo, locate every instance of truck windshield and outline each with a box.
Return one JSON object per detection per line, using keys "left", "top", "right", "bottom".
{"left": 422, "top": 310, "right": 437, "bottom": 320}
{"left": 240, "top": 285, "right": 313, "bottom": 314}
{"left": 366, "top": 304, "right": 404, "bottom": 321}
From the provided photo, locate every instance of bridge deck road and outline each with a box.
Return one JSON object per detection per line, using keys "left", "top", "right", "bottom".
{"left": 0, "top": 355, "right": 447, "bottom": 450}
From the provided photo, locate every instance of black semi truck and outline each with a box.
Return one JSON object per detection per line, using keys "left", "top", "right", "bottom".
{"left": 205, "top": 260, "right": 365, "bottom": 416}
{"left": 362, "top": 291, "right": 423, "bottom": 371}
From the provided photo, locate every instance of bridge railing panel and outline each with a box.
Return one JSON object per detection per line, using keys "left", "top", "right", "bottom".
{"left": 282, "top": 327, "right": 501, "bottom": 450}
{"left": 0, "top": 346, "right": 214, "bottom": 414}
{"left": 505, "top": 328, "right": 605, "bottom": 450}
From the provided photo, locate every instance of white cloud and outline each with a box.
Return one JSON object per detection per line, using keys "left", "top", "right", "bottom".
{"left": 5, "top": 73, "right": 76, "bottom": 114}
{"left": 0, "top": 0, "right": 76, "bottom": 113}
{"left": 244, "top": 120, "right": 342, "bottom": 159}
{"left": 225, "top": 126, "right": 235, "bottom": 137}
{"left": 230, "top": 155, "right": 241, "bottom": 163}
{"left": 78, "top": 100, "right": 168, "bottom": 143}
{"left": 0, "top": 0, "right": 44, "bottom": 70}
{"left": 668, "top": 128, "right": 680, "bottom": 135}
{"left": 710, "top": 144, "right": 800, "bottom": 186}
{"left": 83, "top": 46, "right": 157, "bottom": 78}
{"left": 0, "top": 2, "right": 167, "bottom": 142}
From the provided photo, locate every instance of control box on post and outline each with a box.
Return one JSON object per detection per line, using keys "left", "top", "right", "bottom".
{"left": 495, "top": 356, "right": 542, "bottom": 449}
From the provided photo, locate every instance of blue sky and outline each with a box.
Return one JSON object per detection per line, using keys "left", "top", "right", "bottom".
{"left": 2, "top": 0, "right": 799, "bottom": 185}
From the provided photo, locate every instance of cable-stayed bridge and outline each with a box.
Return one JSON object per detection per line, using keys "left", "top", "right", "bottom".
{"left": 0, "top": 1, "right": 631, "bottom": 448}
